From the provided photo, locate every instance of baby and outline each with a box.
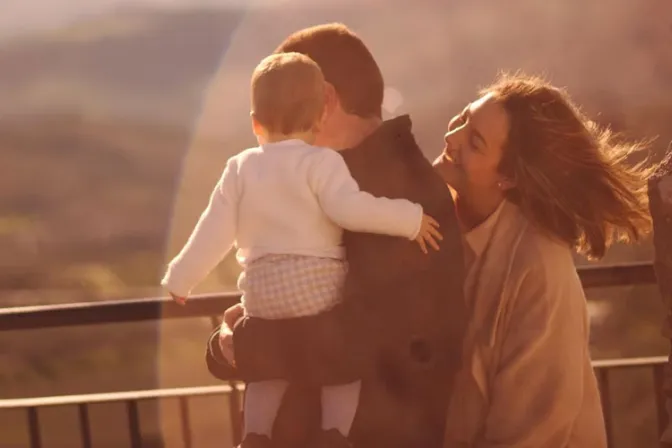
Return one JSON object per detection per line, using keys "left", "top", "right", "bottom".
{"left": 161, "top": 52, "right": 442, "bottom": 448}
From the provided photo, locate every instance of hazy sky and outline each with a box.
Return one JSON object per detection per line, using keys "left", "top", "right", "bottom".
{"left": 1, "top": 0, "right": 329, "bottom": 39}
{"left": 1, "top": 1, "right": 220, "bottom": 37}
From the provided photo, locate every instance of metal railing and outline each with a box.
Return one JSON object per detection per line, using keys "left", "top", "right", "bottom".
{"left": 0, "top": 384, "right": 245, "bottom": 448}
{"left": 0, "top": 261, "right": 665, "bottom": 447}
{"left": 0, "top": 261, "right": 657, "bottom": 331}
{"left": 593, "top": 356, "right": 668, "bottom": 448}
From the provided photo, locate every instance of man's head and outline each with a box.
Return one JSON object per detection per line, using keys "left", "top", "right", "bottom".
{"left": 274, "top": 23, "right": 384, "bottom": 148}
{"left": 250, "top": 52, "right": 325, "bottom": 140}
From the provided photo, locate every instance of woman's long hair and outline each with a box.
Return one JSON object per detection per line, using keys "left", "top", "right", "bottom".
{"left": 484, "top": 73, "right": 654, "bottom": 260}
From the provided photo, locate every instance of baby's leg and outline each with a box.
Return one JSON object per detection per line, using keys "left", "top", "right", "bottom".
{"left": 243, "top": 379, "right": 288, "bottom": 437}
{"left": 321, "top": 380, "right": 361, "bottom": 436}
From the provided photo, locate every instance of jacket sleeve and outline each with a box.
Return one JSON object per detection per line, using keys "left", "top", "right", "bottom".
{"left": 478, "top": 259, "right": 590, "bottom": 447}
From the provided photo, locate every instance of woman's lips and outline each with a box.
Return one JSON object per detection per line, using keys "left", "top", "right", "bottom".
{"left": 441, "top": 151, "right": 461, "bottom": 168}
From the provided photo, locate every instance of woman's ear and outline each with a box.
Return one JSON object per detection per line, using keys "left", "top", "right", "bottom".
{"left": 496, "top": 177, "right": 516, "bottom": 191}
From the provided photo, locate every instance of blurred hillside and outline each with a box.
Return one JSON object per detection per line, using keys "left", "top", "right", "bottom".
{"left": 1, "top": 0, "right": 670, "bottom": 303}
{"left": 0, "top": 7, "right": 245, "bottom": 126}
{"left": 0, "top": 1, "right": 671, "bottom": 446}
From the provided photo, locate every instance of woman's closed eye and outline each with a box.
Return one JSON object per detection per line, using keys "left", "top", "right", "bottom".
{"left": 448, "top": 114, "right": 482, "bottom": 151}
{"left": 468, "top": 131, "right": 483, "bottom": 151}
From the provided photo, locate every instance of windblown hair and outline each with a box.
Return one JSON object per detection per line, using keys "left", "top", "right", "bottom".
{"left": 483, "top": 73, "right": 654, "bottom": 259}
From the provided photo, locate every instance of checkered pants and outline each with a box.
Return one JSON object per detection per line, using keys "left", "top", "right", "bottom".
{"left": 238, "top": 254, "right": 348, "bottom": 319}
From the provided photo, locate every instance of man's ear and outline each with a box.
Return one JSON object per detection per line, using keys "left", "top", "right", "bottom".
{"left": 323, "top": 82, "right": 339, "bottom": 116}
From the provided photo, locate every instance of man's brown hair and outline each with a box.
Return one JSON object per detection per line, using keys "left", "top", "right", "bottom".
{"left": 274, "top": 23, "right": 384, "bottom": 119}
{"left": 251, "top": 52, "right": 325, "bottom": 135}
{"left": 484, "top": 73, "right": 654, "bottom": 260}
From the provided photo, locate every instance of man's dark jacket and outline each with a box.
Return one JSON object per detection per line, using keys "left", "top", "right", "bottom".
{"left": 206, "top": 115, "right": 468, "bottom": 448}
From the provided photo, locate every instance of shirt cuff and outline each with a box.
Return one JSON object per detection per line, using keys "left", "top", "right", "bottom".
{"left": 408, "top": 203, "right": 424, "bottom": 240}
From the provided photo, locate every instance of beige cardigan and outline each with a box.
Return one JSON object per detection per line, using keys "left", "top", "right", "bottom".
{"left": 443, "top": 200, "right": 608, "bottom": 447}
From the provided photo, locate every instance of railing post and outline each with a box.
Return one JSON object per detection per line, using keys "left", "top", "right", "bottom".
{"left": 650, "top": 142, "right": 672, "bottom": 447}
{"left": 597, "top": 368, "right": 614, "bottom": 447}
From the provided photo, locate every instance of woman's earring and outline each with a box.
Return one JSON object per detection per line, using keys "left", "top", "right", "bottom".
{"left": 497, "top": 181, "right": 504, "bottom": 189}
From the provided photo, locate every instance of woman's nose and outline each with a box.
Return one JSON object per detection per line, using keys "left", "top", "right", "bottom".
{"left": 444, "top": 132, "right": 458, "bottom": 154}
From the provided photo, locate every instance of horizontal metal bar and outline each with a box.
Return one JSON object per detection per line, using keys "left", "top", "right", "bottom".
{"left": 0, "top": 383, "right": 245, "bottom": 410}
{"left": 0, "top": 262, "right": 656, "bottom": 332}
{"left": 2, "top": 355, "right": 665, "bottom": 411}
{"left": 592, "top": 356, "right": 667, "bottom": 369}
{"left": 0, "top": 292, "right": 241, "bottom": 331}
{"left": 577, "top": 261, "right": 657, "bottom": 289}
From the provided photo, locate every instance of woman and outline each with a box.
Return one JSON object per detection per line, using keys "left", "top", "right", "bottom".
{"left": 433, "top": 73, "right": 653, "bottom": 447}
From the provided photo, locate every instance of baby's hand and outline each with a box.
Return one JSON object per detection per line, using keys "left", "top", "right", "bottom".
{"left": 414, "top": 214, "right": 443, "bottom": 254}
{"left": 170, "top": 292, "right": 187, "bottom": 306}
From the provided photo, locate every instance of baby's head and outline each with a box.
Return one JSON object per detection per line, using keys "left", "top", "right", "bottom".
{"left": 250, "top": 52, "right": 325, "bottom": 144}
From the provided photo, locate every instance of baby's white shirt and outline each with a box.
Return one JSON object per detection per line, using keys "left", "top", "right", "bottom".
{"left": 161, "top": 139, "right": 423, "bottom": 297}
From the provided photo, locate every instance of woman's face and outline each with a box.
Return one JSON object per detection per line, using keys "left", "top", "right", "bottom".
{"left": 435, "top": 93, "right": 511, "bottom": 198}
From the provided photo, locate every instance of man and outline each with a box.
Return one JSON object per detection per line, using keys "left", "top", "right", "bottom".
{"left": 208, "top": 23, "right": 468, "bottom": 448}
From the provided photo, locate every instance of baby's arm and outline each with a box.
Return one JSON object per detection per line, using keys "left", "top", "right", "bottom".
{"left": 161, "top": 158, "right": 240, "bottom": 300}
{"left": 309, "top": 149, "right": 437, "bottom": 244}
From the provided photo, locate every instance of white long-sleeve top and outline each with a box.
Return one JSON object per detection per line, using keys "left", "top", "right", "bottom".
{"left": 161, "top": 139, "right": 424, "bottom": 297}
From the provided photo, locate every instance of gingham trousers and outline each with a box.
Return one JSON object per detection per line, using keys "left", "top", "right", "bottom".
{"left": 238, "top": 254, "right": 348, "bottom": 319}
